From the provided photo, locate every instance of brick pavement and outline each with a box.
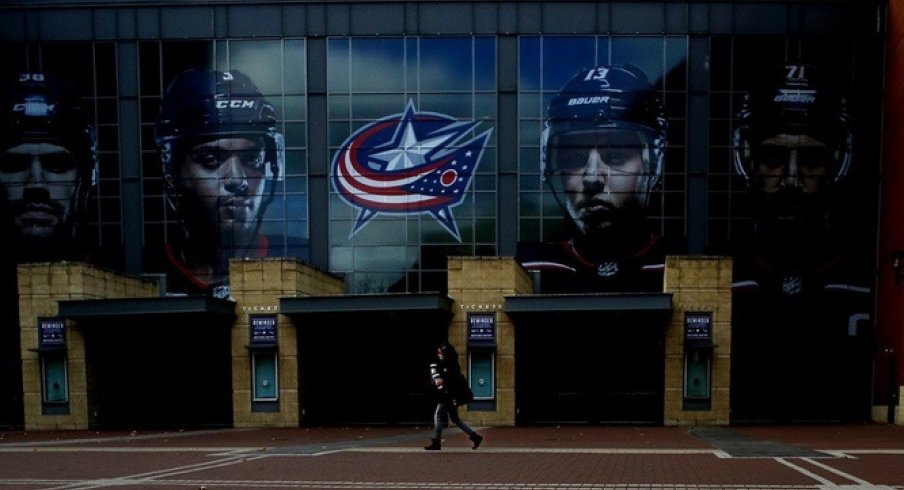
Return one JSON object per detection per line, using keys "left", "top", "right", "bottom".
{"left": 0, "top": 424, "right": 902, "bottom": 489}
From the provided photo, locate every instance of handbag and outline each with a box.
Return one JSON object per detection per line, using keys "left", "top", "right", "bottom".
{"left": 453, "top": 372, "right": 474, "bottom": 405}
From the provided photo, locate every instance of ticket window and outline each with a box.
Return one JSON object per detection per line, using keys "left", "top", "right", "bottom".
{"left": 467, "top": 312, "right": 497, "bottom": 411}
{"left": 41, "top": 354, "right": 69, "bottom": 405}
{"left": 683, "top": 312, "right": 714, "bottom": 410}
{"left": 469, "top": 351, "right": 495, "bottom": 400}
{"left": 684, "top": 349, "right": 711, "bottom": 399}
{"left": 35, "top": 318, "right": 69, "bottom": 415}
{"left": 247, "top": 315, "right": 279, "bottom": 412}
{"left": 252, "top": 352, "right": 278, "bottom": 401}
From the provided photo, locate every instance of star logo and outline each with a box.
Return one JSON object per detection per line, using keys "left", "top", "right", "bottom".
{"left": 331, "top": 100, "right": 493, "bottom": 241}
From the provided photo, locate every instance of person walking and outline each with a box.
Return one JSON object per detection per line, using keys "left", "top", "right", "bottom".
{"left": 425, "top": 342, "right": 483, "bottom": 451}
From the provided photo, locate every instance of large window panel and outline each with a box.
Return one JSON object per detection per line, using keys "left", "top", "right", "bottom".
{"left": 541, "top": 37, "right": 597, "bottom": 90}
{"left": 518, "top": 36, "right": 689, "bottom": 249}
{"left": 328, "top": 36, "right": 497, "bottom": 293}
{"left": 138, "top": 39, "right": 309, "bottom": 296}
{"left": 350, "top": 38, "right": 405, "bottom": 93}
{"left": 349, "top": 94, "right": 407, "bottom": 120}
{"left": 419, "top": 38, "right": 473, "bottom": 91}
{"left": 611, "top": 37, "right": 667, "bottom": 89}
{"left": 706, "top": 35, "right": 866, "bottom": 254}
{"left": 228, "top": 41, "right": 284, "bottom": 94}
{"left": 516, "top": 35, "right": 688, "bottom": 294}
{"left": 721, "top": 29, "right": 878, "bottom": 421}
{"left": 0, "top": 42, "right": 122, "bottom": 268}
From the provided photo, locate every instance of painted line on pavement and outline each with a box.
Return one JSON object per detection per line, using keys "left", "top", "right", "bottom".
{"left": 0, "top": 444, "right": 734, "bottom": 458}
{"left": 823, "top": 449, "right": 904, "bottom": 456}
{"left": 800, "top": 457, "right": 873, "bottom": 486}
{"left": 775, "top": 458, "right": 836, "bottom": 487}
{"left": 0, "top": 479, "right": 836, "bottom": 489}
{"left": 0, "top": 428, "right": 248, "bottom": 448}
{"left": 37, "top": 454, "right": 266, "bottom": 490}
{"left": 6, "top": 444, "right": 904, "bottom": 459}
{"left": 772, "top": 457, "right": 895, "bottom": 489}
{"left": 333, "top": 446, "right": 731, "bottom": 457}
{"left": 0, "top": 446, "right": 244, "bottom": 453}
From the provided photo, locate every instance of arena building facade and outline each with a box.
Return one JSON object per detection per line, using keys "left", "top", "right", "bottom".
{"left": 0, "top": 0, "right": 900, "bottom": 430}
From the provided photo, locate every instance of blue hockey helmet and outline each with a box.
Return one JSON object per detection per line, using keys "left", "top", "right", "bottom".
{"left": 155, "top": 68, "right": 283, "bottom": 196}
{"left": 540, "top": 64, "right": 668, "bottom": 205}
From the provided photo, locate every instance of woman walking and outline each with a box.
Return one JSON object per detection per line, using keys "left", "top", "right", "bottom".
{"left": 425, "top": 342, "right": 483, "bottom": 450}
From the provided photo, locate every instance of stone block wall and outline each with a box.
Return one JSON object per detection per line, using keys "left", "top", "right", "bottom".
{"left": 229, "top": 258, "right": 343, "bottom": 428}
{"left": 871, "top": 386, "right": 904, "bottom": 425}
{"left": 446, "top": 257, "right": 532, "bottom": 427}
{"left": 18, "top": 262, "right": 158, "bottom": 430}
{"left": 662, "top": 256, "right": 732, "bottom": 426}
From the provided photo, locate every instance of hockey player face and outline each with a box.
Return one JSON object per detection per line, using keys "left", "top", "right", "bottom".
{"left": 178, "top": 136, "right": 266, "bottom": 246}
{"left": 554, "top": 130, "right": 645, "bottom": 234}
{"left": 754, "top": 133, "right": 830, "bottom": 224}
{"left": 0, "top": 142, "right": 78, "bottom": 239}
{"left": 756, "top": 133, "right": 829, "bottom": 194}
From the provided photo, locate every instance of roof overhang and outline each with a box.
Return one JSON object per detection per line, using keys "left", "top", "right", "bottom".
{"left": 503, "top": 292, "right": 672, "bottom": 317}
{"left": 280, "top": 292, "right": 453, "bottom": 316}
{"left": 58, "top": 296, "right": 236, "bottom": 321}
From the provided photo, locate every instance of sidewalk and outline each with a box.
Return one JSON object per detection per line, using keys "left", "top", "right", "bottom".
{"left": 1, "top": 423, "right": 902, "bottom": 489}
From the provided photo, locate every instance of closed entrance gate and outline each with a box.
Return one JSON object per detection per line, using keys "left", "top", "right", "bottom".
{"left": 82, "top": 316, "right": 233, "bottom": 430}
{"left": 731, "top": 299, "right": 873, "bottom": 423}
{"left": 296, "top": 312, "right": 447, "bottom": 426}
{"left": 515, "top": 313, "right": 666, "bottom": 425}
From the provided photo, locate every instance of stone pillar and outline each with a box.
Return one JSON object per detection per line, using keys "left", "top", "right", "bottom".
{"left": 18, "top": 262, "right": 157, "bottom": 430}
{"left": 229, "top": 258, "right": 343, "bottom": 428}
{"left": 662, "top": 256, "right": 732, "bottom": 426}
{"left": 447, "top": 256, "right": 532, "bottom": 427}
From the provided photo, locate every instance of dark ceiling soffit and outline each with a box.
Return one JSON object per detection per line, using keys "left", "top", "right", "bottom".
{"left": 57, "top": 296, "right": 236, "bottom": 319}
{"left": 503, "top": 293, "right": 672, "bottom": 314}
{"left": 280, "top": 293, "right": 453, "bottom": 315}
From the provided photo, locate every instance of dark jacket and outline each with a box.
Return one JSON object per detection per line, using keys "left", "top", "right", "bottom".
{"left": 429, "top": 346, "right": 471, "bottom": 405}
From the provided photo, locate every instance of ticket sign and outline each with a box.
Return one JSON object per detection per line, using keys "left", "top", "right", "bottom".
{"left": 250, "top": 315, "right": 278, "bottom": 345}
{"left": 684, "top": 312, "right": 713, "bottom": 345}
{"left": 467, "top": 313, "right": 496, "bottom": 345}
{"left": 38, "top": 318, "right": 66, "bottom": 348}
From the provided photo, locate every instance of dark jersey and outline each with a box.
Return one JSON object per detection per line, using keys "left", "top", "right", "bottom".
{"left": 163, "top": 233, "right": 310, "bottom": 298}
{"left": 731, "top": 242, "right": 872, "bottom": 421}
{"left": 163, "top": 241, "right": 236, "bottom": 298}
{"left": 516, "top": 233, "right": 665, "bottom": 293}
{"left": 163, "top": 234, "right": 275, "bottom": 299}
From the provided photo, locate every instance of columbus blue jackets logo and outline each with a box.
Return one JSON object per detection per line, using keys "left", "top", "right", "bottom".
{"left": 332, "top": 100, "right": 492, "bottom": 241}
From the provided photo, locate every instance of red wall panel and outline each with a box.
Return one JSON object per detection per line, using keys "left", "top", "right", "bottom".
{"left": 876, "top": 1, "right": 904, "bottom": 408}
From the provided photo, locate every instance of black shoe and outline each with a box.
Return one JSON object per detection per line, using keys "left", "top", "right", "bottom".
{"left": 469, "top": 433, "right": 483, "bottom": 450}
{"left": 424, "top": 438, "right": 441, "bottom": 450}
